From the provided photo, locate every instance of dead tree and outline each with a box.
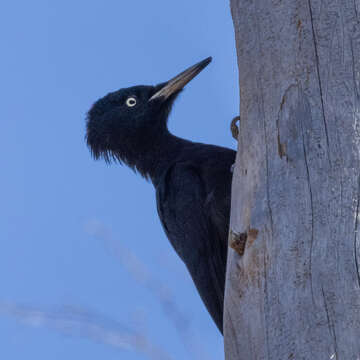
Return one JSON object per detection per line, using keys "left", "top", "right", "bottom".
{"left": 224, "top": 1, "right": 360, "bottom": 359}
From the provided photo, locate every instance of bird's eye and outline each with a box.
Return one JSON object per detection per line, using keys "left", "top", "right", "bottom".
{"left": 126, "top": 97, "right": 137, "bottom": 107}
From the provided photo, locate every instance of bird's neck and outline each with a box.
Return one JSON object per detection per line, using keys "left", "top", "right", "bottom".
{"left": 121, "top": 130, "right": 187, "bottom": 185}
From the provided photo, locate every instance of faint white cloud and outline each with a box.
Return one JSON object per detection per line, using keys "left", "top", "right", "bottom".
{"left": 0, "top": 301, "right": 172, "bottom": 360}
{"left": 85, "top": 218, "right": 214, "bottom": 360}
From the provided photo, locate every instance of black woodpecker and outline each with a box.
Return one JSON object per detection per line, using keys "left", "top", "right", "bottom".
{"left": 86, "top": 57, "right": 236, "bottom": 334}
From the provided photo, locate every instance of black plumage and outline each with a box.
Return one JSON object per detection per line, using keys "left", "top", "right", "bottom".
{"left": 86, "top": 57, "right": 236, "bottom": 333}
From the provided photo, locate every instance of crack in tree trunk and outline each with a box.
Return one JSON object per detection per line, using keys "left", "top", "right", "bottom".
{"left": 354, "top": 177, "right": 360, "bottom": 288}
{"left": 308, "top": 0, "right": 331, "bottom": 159}
{"left": 322, "top": 285, "right": 339, "bottom": 358}
{"left": 298, "top": 92, "right": 316, "bottom": 306}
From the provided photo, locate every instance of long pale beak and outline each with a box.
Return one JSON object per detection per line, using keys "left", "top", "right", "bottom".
{"left": 149, "top": 56, "right": 212, "bottom": 101}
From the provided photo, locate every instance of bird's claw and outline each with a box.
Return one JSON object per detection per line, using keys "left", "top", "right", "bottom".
{"left": 230, "top": 116, "right": 240, "bottom": 140}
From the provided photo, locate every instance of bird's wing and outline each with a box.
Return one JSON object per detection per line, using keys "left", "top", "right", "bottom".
{"left": 156, "top": 162, "right": 229, "bottom": 333}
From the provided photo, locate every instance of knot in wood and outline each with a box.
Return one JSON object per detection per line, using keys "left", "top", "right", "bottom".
{"left": 230, "top": 116, "right": 240, "bottom": 140}
{"left": 230, "top": 229, "right": 247, "bottom": 256}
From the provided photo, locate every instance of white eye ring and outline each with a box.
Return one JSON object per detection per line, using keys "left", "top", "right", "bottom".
{"left": 126, "top": 97, "right": 137, "bottom": 107}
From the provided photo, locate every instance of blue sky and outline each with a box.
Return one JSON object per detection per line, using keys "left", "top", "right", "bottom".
{"left": 0, "top": 1, "right": 238, "bottom": 359}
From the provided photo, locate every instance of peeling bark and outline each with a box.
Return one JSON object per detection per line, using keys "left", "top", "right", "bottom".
{"left": 225, "top": 0, "right": 360, "bottom": 359}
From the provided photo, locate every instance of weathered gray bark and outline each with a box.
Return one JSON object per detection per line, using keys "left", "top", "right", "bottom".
{"left": 225, "top": 1, "right": 360, "bottom": 359}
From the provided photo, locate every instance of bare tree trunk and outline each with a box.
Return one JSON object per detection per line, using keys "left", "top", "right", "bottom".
{"left": 224, "top": 1, "right": 360, "bottom": 359}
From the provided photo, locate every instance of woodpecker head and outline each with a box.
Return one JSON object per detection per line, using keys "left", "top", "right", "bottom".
{"left": 85, "top": 57, "right": 212, "bottom": 166}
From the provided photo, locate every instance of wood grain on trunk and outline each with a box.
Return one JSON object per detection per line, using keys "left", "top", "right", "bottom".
{"left": 225, "top": 1, "right": 360, "bottom": 359}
